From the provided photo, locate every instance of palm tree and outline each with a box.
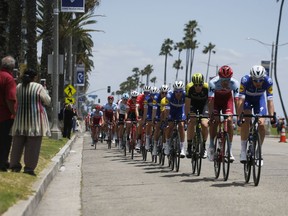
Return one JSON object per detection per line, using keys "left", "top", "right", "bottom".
{"left": 203, "top": 42, "right": 216, "bottom": 82}
{"left": 173, "top": 42, "right": 185, "bottom": 80}
{"left": 172, "top": 59, "right": 183, "bottom": 80}
{"left": 132, "top": 67, "right": 141, "bottom": 91}
{"left": 183, "top": 20, "right": 200, "bottom": 84}
{"left": 26, "top": 0, "right": 38, "bottom": 70}
{"left": 275, "top": 0, "right": 287, "bottom": 123}
{"left": 0, "top": 0, "right": 9, "bottom": 59}
{"left": 150, "top": 76, "right": 157, "bottom": 86}
{"left": 159, "top": 38, "right": 173, "bottom": 84}
{"left": 142, "top": 64, "right": 154, "bottom": 86}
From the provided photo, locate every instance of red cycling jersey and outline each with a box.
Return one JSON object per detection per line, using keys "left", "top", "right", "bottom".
{"left": 137, "top": 94, "right": 145, "bottom": 111}
{"left": 127, "top": 99, "right": 138, "bottom": 113}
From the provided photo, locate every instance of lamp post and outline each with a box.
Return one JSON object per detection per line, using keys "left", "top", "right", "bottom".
{"left": 246, "top": 37, "right": 288, "bottom": 79}
{"left": 50, "top": 0, "right": 62, "bottom": 139}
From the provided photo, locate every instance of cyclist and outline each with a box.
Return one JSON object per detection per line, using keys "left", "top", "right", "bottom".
{"left": 163, "top": 81, "right": 186, "bottom": 158}
{"left": 90, "top": 105, "right": 104, "bottom": 146}
{"left": 143, "top": 86, "right": 158, "bottom": 151}
{"left": 208, "top": 65, "right": 240, "bottom": 162}
{"left": 185, "top": 73, "right": 209, "bottom": 159}
{"left": 103, "top": 95, "right": 117, "bottom": 143}
{"left": 237, "top": 65, "right": 276, "bottom": 165}
{"left": 136, "top": 86, "right": 151, "bottom": 150}
{"left": 152, "top": 84, "right": 170, "bottom": 155}
{"left": 117, "top": 93, "right": 129, "bottom": 149}
{"left": 126, "top": 91, "right": 139, "bottom": 145}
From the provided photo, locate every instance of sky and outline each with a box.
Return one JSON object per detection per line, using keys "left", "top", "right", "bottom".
{"left": 87, "top": 0, "right": 288, "bottom": 117}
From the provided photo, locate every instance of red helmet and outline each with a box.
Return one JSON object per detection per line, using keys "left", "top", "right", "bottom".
{"left": 108, "top": 95, "right": 114, "bottom": 100}
{"left": 95, "top": 105, "right": 101, "bottom": 110}
{"left": 218, "top": 65, "right": 233, "bottom": 78}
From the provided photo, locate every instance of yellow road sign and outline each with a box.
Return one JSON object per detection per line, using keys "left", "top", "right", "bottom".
{"left": 65, "top": 97, "right": 75, "bottom": 104}
{"left": 64, "top": 84, "right": 76, "bottom": 97}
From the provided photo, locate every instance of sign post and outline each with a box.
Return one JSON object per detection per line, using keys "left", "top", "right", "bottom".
{"left": 61, "top": 0, "right": 85, "bottom": 13}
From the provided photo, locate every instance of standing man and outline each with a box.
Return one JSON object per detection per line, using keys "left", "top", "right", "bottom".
{"left": 0, "top": 56, "right": 17, "bottom": 171}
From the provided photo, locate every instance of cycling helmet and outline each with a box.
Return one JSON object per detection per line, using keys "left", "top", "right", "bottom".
{"left": 108, "top": 95, "right": 114, "bottom": 100}
{"left": 121, "top": 93, "right": 129, "bottom": 100}
{"left": 150, "top": 86, "right": 159, "bottom": 94}
{"left": 218, "top": 65, "right": 233, "bottom": 78}
{"left": 250, "top": 65, "right": 266, "bottom": 79}
{"left": 192, "top": 73, "right": 204, "bottom": 84}
{"left": 95, "top": 105, "right": 101, "bottom": 110}
{"left": 92, "top": 108, "right": 96, "bottom": 112}
{"left": 173, "top": 80, "right": 185, "bottom": 90}
{"left": 131, "top": 90, "right": 139, "bottom": 97}
{"left": 143, "top": 85, "right": 151, "bottom": 93}
{"left": 159, "top": 84, "right": 169, "bottom": 92}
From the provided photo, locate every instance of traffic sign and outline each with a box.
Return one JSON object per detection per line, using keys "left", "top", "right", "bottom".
{"left": 65, "top": 97, "right": 75, "bottom": 104}
{"left": 64, "top": 84, "right": 76, "bottom": 97}
{"left": 76, "top": 64, "right": 85, "bottom": 86}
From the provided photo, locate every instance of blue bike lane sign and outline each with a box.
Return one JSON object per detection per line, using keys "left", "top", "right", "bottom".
{"left": 61, "top": 0, "right": 85, "bottom": 13}
{"left": 76, "top": 64, "right": 85, "bottom": 86}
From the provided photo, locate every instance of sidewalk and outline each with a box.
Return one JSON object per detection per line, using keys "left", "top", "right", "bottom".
{"left": 3, "top": 134, "right": 79, "bottom": 216}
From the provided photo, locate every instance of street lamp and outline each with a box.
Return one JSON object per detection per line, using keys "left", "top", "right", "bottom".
{"left": 246, "top": 37, "right": 288, "bottom": 80}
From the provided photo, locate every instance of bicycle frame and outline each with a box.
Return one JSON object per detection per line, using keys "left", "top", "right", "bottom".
{"left": 168, "top": 120, "right": 182, "bottom": 172}
{"left": 240, "top": 112, "right": 276, "bottom": 186}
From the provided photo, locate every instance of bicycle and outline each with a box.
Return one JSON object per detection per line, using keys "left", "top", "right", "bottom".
{"left": 91, "top": 124, "right": 101, "bottom": 150}
{"left": 213, "top": 113, "right": 237, "bottom": 181}
{"left": 239, "top": 112, "right": 276, "bottom": 186}
{"left": 168, "top": 120, "right": 183, "bottom": 172}
{"left": 189, "top": 111, "right": 208, "bottom": 176}
{"left": 158, "top": 120, "right": 167, "bottom": 166}
{"left": 127, "top": 120, "right": 138, "bottom": 159}
{"left": 106, "top": 122, "right": 113, "bottom": 149}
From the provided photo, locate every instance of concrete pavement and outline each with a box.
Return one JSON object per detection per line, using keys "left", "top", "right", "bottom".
{"left": 3, "top": 133, "right": 80, "bottom": 216}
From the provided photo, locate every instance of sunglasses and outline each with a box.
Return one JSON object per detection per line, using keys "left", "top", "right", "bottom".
{"left": 194, "top": 84, "right": 203, "bottom": 87}
{"left": 132, "top": 96, "right": 137, "bottom": 99}
{"left": 175, "top": 90, "right": 183, "bottom": 93}
{"left": 221, "top": 78, "right": 231, "bottom": 81}
{"left": 253, "top": 79, "right": 264, "bottom": 83}
{"left": 161, "top": 92, "right": 167, "bottom": 95}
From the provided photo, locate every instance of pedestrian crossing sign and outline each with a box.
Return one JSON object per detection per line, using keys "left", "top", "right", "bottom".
{"left": 64, "top": 84, "right": 76, "bottom": 97}
{"left": 65, "top": 97, "right": 75, "bottom": 104}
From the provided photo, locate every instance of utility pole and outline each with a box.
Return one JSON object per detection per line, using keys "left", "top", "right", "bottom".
{"left": 50, "top": 0, "right": 62, "bottom": 139}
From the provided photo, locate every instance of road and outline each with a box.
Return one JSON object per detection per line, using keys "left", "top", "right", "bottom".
{"left": 36, "top": 131, "right": 288, "bottom": 216}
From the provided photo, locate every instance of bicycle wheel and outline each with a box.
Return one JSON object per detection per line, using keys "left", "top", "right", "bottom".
{"left": 244, "top": 142, "right": 252, "bottom": 183}
{"left": 222, "top": 133, "right": 230, "bottom": 181}
{"left": 252, "top": 132, "right": 262, "bottom": 186}
{"left": 169, "top": 142, "right": 175, "bottom": 171}
{"left": 195, "top": 133, "right": 203, "bottom": 176}
{"left": 158, "top": 135, "right": 163, "bottom": 165}
{"left": 191, "top": 137, "right": 197, "bottom": 174}
{"left": 214, "top": 136, "right": 221, "bottom": 179}
{"left": 175, "top": 135, "right": 181, "bottom": 172}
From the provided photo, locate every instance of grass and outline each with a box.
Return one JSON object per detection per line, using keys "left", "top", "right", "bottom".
{"left": 0, "top": 136, "right": 68, "bottom": 215}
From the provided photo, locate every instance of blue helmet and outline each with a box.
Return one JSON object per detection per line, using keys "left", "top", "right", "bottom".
{"left": 122, "top": 93, "right": 129, "bottom": 100}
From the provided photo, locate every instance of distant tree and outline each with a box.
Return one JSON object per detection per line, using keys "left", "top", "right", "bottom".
{"left": 150, "top": 76, "right": 157, "bottom": 86}
{"left": 159, "top": 38, "right": 173, "bottom": 84}
{"left": 203, "top": 42, "right": 216, "bottom": 82}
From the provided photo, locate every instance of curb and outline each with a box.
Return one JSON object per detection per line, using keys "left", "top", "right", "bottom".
{"left": 3, "top": 134, "right": 78, "bottom": 216}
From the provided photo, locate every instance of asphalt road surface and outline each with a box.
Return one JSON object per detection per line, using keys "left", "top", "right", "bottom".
{"left": 81, "top": 132, "right": 288, "bottom": 216}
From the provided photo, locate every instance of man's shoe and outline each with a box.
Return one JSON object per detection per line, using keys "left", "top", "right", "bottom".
{"left": 164, "top": 143, "right": 170, "bottom": 155}
{"left": 135, "top": 142, "right": 141, "bottom": 151}
{"left": 23, "top": 170, "right": 36, "bottom": 176}
{"left": 229, "top": 154, "right": 235, "bottom": 162}
{"left": 240, "top": 151, "right": 247, "bottom": 163}
{"left": 186, "top": 148, "right": 192, "bottom": 158}
{"left": 201, "top": 149, "right": 207, "bottom": 159}
{"left": 208, "top": 147, "right": 214, "bottom": 161}
{"left": 256, "top": 157, "right": 263, "bottom": 167}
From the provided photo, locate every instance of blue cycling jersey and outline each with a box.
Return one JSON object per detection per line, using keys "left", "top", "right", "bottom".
{"left": 165, "top": 91, "right": 186, "bottom": 120}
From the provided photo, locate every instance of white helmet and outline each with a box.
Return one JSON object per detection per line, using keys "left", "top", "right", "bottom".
{"left": 142, "top": 85, "right": 151, "bottom": 93}
{"left": 250, "top": 65, "right": 266, "bottom": 79}
{"left": 122, "top": 93, "right": 129, "bottom": 100}
{"left": 173, "top": 80, "right": 185, "bottom": 90}
{"left": 131, "top": 90, "right": 139, "bottom": 97}
{"left": 150, "top": 86, "right": 159, "bottom": 94}
{"left": 159, "top": 84, "right": 169, "bottom": 92}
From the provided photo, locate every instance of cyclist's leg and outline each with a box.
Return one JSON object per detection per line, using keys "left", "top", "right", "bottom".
{"left": 178, "top": 120, "right": 186, "bottom": 158}
{"left": 186, "top": 117, "right": 196, "bottom": 158}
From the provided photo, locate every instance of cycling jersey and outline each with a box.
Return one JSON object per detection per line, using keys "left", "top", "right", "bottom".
{"left": 144, "top": 94, "right": 157, "bottom": 121}
{"left": 239, "top": 75, "right": 273, "bottom": 115}
{"left": 186, "top": 82, "right": 209, "bottom": 115}
{"left": 92, "top": 111, "right": 103, "bottom": 125}
{"left": 103, "top": 103, "right": 117, "bottom": 121}
{"left": 208, "top": 76, "right": 239, "bottom": 114}
{"left": 163, "top": 91, "right": 186, "bottom": 121}
{"left": 127, "top": 98, "right": 138, "bottom": 121}
{"left": 117, "top": 99, "right": 128, "bottom": 123}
